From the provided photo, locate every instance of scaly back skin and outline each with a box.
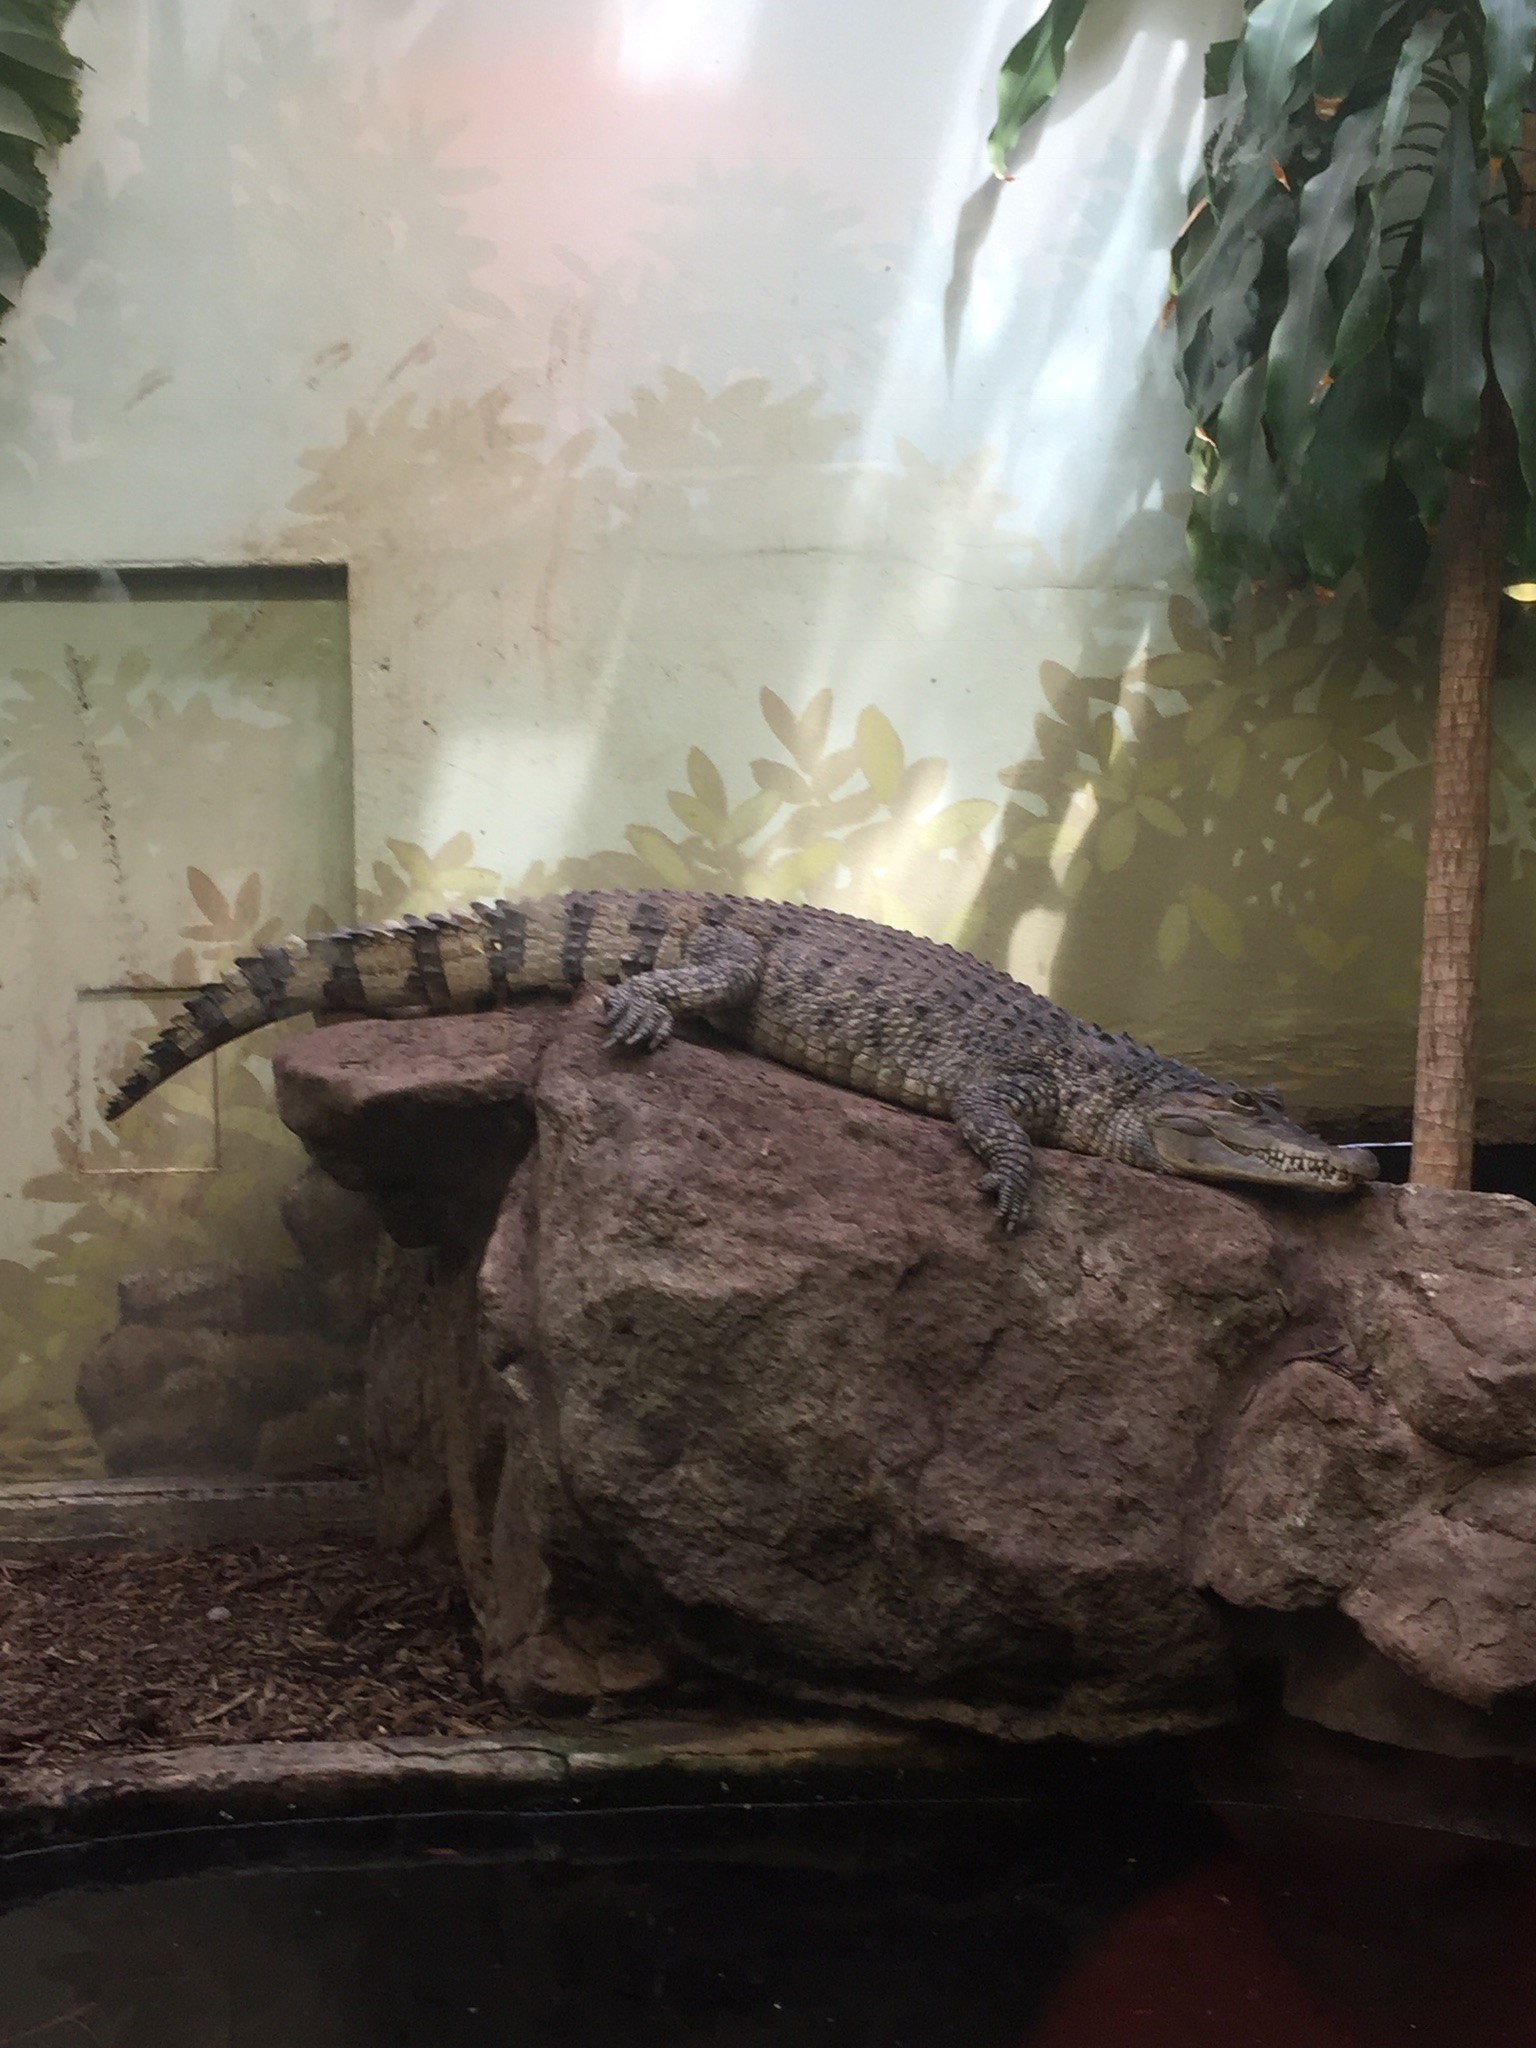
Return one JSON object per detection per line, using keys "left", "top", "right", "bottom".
{"left": 101, "top": 888, "right": 1261, "bottom": 1230}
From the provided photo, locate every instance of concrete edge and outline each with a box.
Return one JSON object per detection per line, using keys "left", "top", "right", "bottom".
{"left": 0, "top": 1477, "right": 375, "bottom": 1554}
{"left": 0, "top": 1718, "right": 988, "bottom": 1853}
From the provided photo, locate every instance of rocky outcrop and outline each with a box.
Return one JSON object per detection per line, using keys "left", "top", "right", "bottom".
{"left": 273, "top": 996, "right": 1536, "bottom": 1750}
{"left": 76, "top": 1172, "right": 380, "bottom": 1479}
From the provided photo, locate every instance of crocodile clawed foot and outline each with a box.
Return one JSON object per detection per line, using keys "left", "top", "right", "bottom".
{"left": 602, "top": 987, "right": 674, "bottom": 1052}
{"left": 979, "top": 1167, "right": 1031, "bottom": 1234}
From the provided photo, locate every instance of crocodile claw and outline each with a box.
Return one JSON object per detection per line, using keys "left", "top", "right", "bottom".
{"left": 602, "top": 987, "right": 674, "bottom": 1052}
{"left": 979, "top": 1168, "right": 1031, "bottom": 1234}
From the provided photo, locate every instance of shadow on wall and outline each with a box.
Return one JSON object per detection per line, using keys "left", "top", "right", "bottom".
{"left": 286, "top": 346, "right": 1536, "bottom": 1126}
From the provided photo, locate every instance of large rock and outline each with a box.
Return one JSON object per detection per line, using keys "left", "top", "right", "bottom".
{"left": 75, "top": 1173, "right": 381, "bottom": 1479}
{"left": 274, "top": 997, "right": 1536, "bottom": 1749}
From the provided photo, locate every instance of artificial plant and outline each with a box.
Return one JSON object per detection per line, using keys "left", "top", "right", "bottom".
{"left": 992, "top": 0, "right": 1536, "bottom": 1187}
{"left": 0, "top": 0, "right": 79, "bottom": 327}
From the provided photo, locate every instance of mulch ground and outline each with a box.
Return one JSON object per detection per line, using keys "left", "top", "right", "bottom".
{"left": 0, "top": 1539, "right": 533, "bottom": 1764}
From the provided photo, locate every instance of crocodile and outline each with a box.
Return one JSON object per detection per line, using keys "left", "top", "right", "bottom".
{"left": 103, "top": 888, "right": 1377, "bottom": 1228}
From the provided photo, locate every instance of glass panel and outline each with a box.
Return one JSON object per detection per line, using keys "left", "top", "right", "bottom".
{"left": 0, "top": 571, "right": 351, "bottom": 1483}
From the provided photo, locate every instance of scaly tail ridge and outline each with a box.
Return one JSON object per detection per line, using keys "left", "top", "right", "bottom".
{"left": 102, "top": 908, "right": 507, "bottom": 1122}
{"left": 100, "top": 892, "right": 704, "bottom": 1122}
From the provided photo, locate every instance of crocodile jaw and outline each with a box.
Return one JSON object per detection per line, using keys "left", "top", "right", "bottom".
{"left": 1146, "top": 1092, "right": 1379, "bottom": 1194}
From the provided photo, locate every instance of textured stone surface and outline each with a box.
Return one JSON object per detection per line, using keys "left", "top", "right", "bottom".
{"left": 117, "top": 1263, "right": 320, "bottom": 1335}
{"left": 1194, "top": 1363, "right": 1466, "bottom": 1611}
{"left": 77, "top": 1324, "right": 360, "bottom": 1475}
{"left": 1343, "top": 1466, "right": 1536, "bottom": 1711}
{"left": 274, "top": 997, "right": 1536, "bottom": 1748}
{"left": 76, "top": 1181, "right": 378, "bottom": 1480}
{"left": 253, "top": 1390, "right": 368, "bottom": 1479}
{"left": 279, "top": 1166, "right": 383, "bottom": 1344}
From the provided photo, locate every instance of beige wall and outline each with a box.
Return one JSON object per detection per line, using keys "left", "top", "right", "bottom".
{"left": 3, "top": 0, "right": 1536, "bottom": 1471}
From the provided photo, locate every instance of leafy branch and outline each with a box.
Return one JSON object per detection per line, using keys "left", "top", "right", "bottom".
{"left": 0, "top": 0, "right": 81, "bottom": 326}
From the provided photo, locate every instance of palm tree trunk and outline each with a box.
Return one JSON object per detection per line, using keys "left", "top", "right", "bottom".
{"left": 1410, "top": 403, "right": 1505, "bottom": 1188}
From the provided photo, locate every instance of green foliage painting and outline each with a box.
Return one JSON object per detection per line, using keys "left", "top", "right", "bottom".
{"left": 13, "top": 585, "right": 1536, "bottom": 1480}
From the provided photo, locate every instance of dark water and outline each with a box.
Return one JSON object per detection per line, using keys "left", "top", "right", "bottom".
{"left": 1365, "top": 1140, "right": 1536, "bottom": 1199}
{"left": 4, "top": 1740, "right": 1536, "bottom": 2047}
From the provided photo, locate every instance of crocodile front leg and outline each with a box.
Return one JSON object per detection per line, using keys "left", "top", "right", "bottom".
{"left": 602, "top": 923, "right": 765, "bottom": 1051}
{"left": 949, "top": 1074, "right": 1056, "bottom": 1232}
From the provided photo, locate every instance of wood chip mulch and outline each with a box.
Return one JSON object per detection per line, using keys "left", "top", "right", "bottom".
{"left": 0, "top": 1539, "right": 530, "bottom": 1765}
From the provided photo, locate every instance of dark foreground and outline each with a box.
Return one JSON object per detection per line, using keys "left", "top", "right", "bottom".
{"left": 5, "top": 1769, "right": 1536, "bottom": 2047}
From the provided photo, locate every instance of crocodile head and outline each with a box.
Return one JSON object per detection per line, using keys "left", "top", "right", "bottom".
{"left": 1144, "top": 1085, "right": 1379, "bottom": 1194}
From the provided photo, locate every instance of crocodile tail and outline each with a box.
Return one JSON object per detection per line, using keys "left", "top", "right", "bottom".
{"left": 100, "top": 891, "right": 701, "bottom": 1122}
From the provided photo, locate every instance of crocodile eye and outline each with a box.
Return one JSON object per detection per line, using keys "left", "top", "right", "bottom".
{"left": 1231, "top": 1090, "right": 1261, "bottom": 1111}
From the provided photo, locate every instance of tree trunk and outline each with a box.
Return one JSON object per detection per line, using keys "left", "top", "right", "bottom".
{"left": 1410, "top": 404, "right": 1505, "bottom": 1188}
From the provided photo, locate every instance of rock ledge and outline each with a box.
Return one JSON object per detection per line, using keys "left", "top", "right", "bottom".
{"left": 274, "top": 1000, "right": 1536, "bottom": 1754}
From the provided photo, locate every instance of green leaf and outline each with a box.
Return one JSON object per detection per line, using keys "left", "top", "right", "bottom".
{"left": 1140, "top": 650, "right": 1223, "bottom": 691}
{"left": 1267, "top": 107, "right": 1381, "bottom": 472}
{"left": 1206, "top": 358, "right": 1282, "bottom": 574}
{"left": 1261, "top": 715, "right": 1331, "bottom": 754}
{"left": 750, "top": 757, "right": 813, "bottom": 803}
{"left": 1189, "top": 883, "right": 1245, "bottom": 958}
{"left": 1156, "top": 901, "right": 1191, "bottom": 969}
{"left": 1392, "top": 413, "right": 1450, "bottom": 531}
{"left": 1487, "top": 213, "right": 1536, "bottom": 574}
{"left": 1038, "top": 658, "right": 1089, "bottom": 720}
{"left": 1242, "top": 0, "right": 1333, "bottom": 135}
{"left": 1332, "top": 233, "right": 1390, "bottom": 380}
{"left": 686, "top": 746, "right": 727, "bottom": 819}
{"left": 1209, "top": 735, "right": 1247, "bottom": 800}
{"left": 1374, "top": 15, "right": 1447, "bottom": 174}
{"left": 920, "top": 798, "right": 997, "bottom": 849}
{"left": 0, "top": 144, "right": 44, "bottom": 211}
{"left": 1483, "top": 0, "right": 1536, "bottom": 160}
{"left": 1418, "top": 101, "right": 1486, "bottom": 466}
{"left": 1311, "top": 0, "right": 1402, "bottom": 112}
{"left": 626, "top": 825, "right": 697, "bottom": 890}
{"left": 1009, "top": 818, "right": 1064, "bottom": 859}
{"left": 856, "top": 706, "right": 905, "bottom": 803}
{"left": 1185, "top": 687, "right": 1239, "bottom": 744}
{"left": 1180, "top": 228, "right": 1268, "bottom": 424}
{"left": 1296, "top": 923, "right": 1349, "bottom": 971}
{"left": 896, "top": 758, "right": 949, "bottom": 814}
{"left": 759, "top": 688, "right": 799, "bottom": 757}
{"left": 811, "top": 745, "right": 859, "bottom": 797}
{"left": 1187, "top": 490, "right": 1244, "bottom": 634}
{"left": 1095, "top": 805, "right": 1139, "bottom": 870}
{"left": 794, "top": 689, "right": 833, "bottom": 768}
{"left": 667, "top": 790, "right": 719, "bottom": 839}
{"left": 1332, "top": 15, "right": 1445, "bottom": 383}
{"left": 0, "top": 214, "right": 27, "bottom": 298}
{"left": 1297, "top": 347, "right": 1397, "bottom": 585}
{"left": 0, "top": 5, "right": 86, "bottom": 336}
{"left": 987, "top": 0, "right": 1094, "bottom": 175}
{"left": 768, "top": 838, "right": 842, "bottom": 896}
{"left": 1204, "top": 39, "right": 1238, "bottom": 98}
{"left": 1174, "top": 160, "right": 1288, "bottom": 407}
{"left": 1289, "top": 745, "right": 1334, "bottom": 809}
{"left": 1135, "top": 795, "right": 1188, "bottom": 837}
{"left": 720, "top": 787, "right": 783, "bottom": 847}
{"left": 1335, "top": 190, "right": 1392, "bottom": 385}
{"left": 0, "top": 79, "right": 43, "bottom": 143}
{"left": 0, "top": 25, "right": 80, "bottom": 81}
